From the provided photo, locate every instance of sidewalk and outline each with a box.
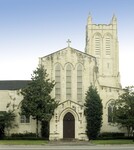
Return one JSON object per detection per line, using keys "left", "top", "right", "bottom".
{"left": 47, "top": 140, "right": 93, "bottom": 146}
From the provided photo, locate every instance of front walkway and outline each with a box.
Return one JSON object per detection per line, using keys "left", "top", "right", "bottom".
{"left": 47, "top": 140, "right": 93, "bottom": 146}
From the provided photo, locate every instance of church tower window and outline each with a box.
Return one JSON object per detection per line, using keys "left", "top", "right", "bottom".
{"left": 93, "top": 34, "right": 102, "bottom": 56}
{"left": 104, "top": 34, "right": 112, "bottom": 56}
{"left": 55, "top": 64, "right": 61, "bottom": 101}
{"left": 66, "top": 64, "right": 72, "bottom": 100}
{"left": 77, "top": 65, "right": 82, "bottom": 101}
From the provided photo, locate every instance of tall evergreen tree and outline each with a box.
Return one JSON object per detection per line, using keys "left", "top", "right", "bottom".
{"left": 84, "top": 85, "right": 103, "bottom": 140}
{"left": 21, "top": 66, "right": 58, "bottom": 137}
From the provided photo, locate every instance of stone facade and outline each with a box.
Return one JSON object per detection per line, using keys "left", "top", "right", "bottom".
{"left": 39, "top": 47, "right": 97, "bottom": 140}
{"left": 0, "top": 15, "right": 125, "bottom": 140}
{"left": 0, "top": 88, "right": 37, "bottom": 135}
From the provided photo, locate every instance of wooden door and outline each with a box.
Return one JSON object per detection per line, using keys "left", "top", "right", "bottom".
{"left": 63, "top": 112, "right": 75, "bottom": 139}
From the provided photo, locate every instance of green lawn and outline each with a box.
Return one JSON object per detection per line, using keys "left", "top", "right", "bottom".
{"left": 91, "top": 139, "right": 134, "bottom": 145}
{"left": 0, "top": 140, "right": 48, "bottom": 145}
{"left": 0, "top": 139, "right": 134, "bottom": 145}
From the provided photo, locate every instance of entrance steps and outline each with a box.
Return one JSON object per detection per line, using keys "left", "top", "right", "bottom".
{"left": 47, "top": 139, "right": 93, "bottom": 146}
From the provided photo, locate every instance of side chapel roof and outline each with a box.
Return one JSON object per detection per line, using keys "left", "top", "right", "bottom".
{"left": 0, "top": 80, "right": 31, "bottom": 90}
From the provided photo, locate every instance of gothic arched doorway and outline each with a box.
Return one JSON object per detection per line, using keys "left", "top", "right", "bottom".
{"left": 63, "top": 112, "right": 75, "bottom": 139}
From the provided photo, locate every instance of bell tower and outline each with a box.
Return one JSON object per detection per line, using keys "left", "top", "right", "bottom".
{"left": 85, "top": 14, "right": 121, "bottom": 88}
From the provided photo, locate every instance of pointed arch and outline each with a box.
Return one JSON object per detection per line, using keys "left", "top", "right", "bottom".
{"left": 105, "top": 98, "right": 115, "bottom": 108}
{"left": 104, "top": 33, "right": 113, "bottom": 38}
{"left": 17, "top": 101, "right": 22, "bottom": 109}
{"left": 93, "top": 32, "right": 102, "bottom": 38}
{"left": 64, "top": 62, "right": 75, "bottom": 70}
{"left": 59, "top": 107, "right": 80, "bottom": 121}
{"left": 54, "top": 62, "right": 64, "bottom": 70}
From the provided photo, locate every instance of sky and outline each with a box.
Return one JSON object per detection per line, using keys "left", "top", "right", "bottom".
{"left": 0, "top": 0, "right": 134, "bottom": 88}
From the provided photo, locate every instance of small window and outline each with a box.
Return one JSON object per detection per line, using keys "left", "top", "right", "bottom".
{"left": 20, "top": 115, "right": 30, "bottom": 123}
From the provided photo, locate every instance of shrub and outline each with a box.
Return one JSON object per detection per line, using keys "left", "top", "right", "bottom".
{"left": 4, "top": 132, "right": 41, "bottom": 140}
{"left": 98, "top": 132, "right": 125, "bottom": 140}
{"left": 11, "top": 132, "right": 36, "bottom": 138}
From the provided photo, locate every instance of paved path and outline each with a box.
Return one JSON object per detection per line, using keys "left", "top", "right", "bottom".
{"left": 0, "top": 141, "right": 134, "bottom": 150}
{"left": 0, "top": 145, "right": 134, "bottom": 150}
{"left": 47, "top": 140, "right": 94, "bottom": 146}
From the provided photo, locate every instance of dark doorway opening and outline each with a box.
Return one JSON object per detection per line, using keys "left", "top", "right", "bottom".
{"left": 63, "top": 112, "right": 75, "bottom": 139}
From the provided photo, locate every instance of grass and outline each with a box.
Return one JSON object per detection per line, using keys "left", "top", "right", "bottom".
{"left": 0, "top": 139, "right": 134, "bottom": 145}
{"left": 0, "top": 140, "right": 48, "bottom": 145}
{"left": 91, "top": 139, "right": 134, "bottom": 145}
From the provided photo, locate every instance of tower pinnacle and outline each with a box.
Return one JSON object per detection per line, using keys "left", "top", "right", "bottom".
{"left": 111, "top": 14, "right": 117, "bottom": 24}
{"left": 87, "top": 12, "right": 92, "bottom": 24}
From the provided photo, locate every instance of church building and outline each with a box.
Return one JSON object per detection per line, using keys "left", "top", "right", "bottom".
{"left": 0, "top": 15, "right": 124, "bottom": 140}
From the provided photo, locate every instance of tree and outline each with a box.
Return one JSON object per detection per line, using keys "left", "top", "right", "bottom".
{"left": 112, "top": 86, "right": 134, "bottom": 137}
{"left": 21, "top": 66, "right": 58, "bottom": 137}
{"left": 84, "top": 85, "right": 103, "bottom": 140}
{"left": 0, "top": 112, "right": 5, "bottom": 138}
{"left": 0, "top": 111, "right": 16, "bottom": 138}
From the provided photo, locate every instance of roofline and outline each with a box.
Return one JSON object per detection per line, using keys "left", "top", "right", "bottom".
{"left": 40, "top": 47, "right": 96, "bottom": 59}
{"left": 0, "top": 80, "right": 31, "bottom": 81}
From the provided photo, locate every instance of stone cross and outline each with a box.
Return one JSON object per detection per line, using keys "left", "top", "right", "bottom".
{"left": 67, "top": 39, "right": 71, "bottom": 47}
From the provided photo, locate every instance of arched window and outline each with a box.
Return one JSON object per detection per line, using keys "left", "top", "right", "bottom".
{"left": 66, "top": 64, "right": 72, "bottom": 100}
{"left": 93, "top": 33, "right": 102, "bottom": 56}
{"left": 20, "top": 115, "right": 30, "bottom": 123}
{"left": 55, "top": 64, "right": 61, "bottom": 101}
{"left": 108, "top": 101, "right": 116, "bottom": 123}
{"left": 104, "top": 34, "right": 112, "bottom": 56}
{"left": 77, "top": 65, "right": 82, "bottom": 101}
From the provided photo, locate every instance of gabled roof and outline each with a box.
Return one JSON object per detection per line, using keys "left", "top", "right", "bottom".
{"left": 0, "top": 80, "right": 31, "bottom": 90}
{"left": 41, "top": 46, "right": 96, "bottom": 59}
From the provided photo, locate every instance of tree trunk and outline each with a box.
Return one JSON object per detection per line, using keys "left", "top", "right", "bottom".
{"left": 0, "top": 125, "right": 5, "bottom": 138}
{"left": 41, "top": 120, "right": 49, "bottom": 139}
{"left": 36, "top": 119, "right": 39, "bottom": 137}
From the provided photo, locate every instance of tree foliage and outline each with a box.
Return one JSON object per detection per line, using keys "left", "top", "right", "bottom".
{"left": 21, "top": 66, "right": 58, "bottom": 137}
{"left": 84, "top": 85, "right": 103, "bottom": 140}
{"left": 113, "top": 86, "right": 134, "bottom": 136}
{"left": 0, "top": 111, "right": 16, "bottom": 138}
